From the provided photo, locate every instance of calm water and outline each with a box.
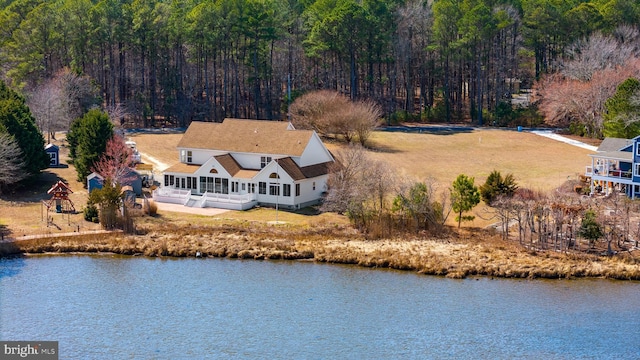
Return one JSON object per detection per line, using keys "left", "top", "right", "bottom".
{"left": 1, "top": 255, "right": 640, "bottom": 359}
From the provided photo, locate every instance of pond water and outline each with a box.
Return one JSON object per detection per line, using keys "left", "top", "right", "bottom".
{"left": 1, "top": 255, "right": 640, "bottom": 359}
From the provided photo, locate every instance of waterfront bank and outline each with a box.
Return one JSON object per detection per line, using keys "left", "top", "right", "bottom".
{"left": 2, "top": 223, "right": 639, "bottom": 280}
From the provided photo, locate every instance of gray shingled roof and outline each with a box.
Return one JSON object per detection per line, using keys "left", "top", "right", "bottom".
{"left": 597, "top": 138, "right": 633, "bottom": 152}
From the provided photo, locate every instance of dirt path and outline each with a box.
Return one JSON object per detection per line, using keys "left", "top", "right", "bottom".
{"left": 141, "top": 153, "right": 171, "bottom": 171}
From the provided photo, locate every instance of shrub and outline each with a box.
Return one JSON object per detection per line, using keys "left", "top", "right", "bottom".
{"left": 144, "top": 199, "right": 158, "bottom": 216}
{"left": 83, "top": 204, "right": 99, "bottom": 222}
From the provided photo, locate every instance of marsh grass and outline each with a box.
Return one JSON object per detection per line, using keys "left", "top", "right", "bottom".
{"left": 3, "top": 224, "right": 639, "bottom": 279}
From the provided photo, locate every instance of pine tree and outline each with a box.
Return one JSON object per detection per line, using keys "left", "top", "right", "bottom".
{"left": 68, "top": 109, "right": 114, "bottom": 182}
{"left": 0, "top": 80, "right": 49, "bottom": 176}
{"left": 451, "top": 174, "right": 480, "bottom": 228}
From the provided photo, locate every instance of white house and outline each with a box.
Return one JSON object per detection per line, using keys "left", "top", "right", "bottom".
{"left": 153, "top": 118, "right": 335, "bottom": 210}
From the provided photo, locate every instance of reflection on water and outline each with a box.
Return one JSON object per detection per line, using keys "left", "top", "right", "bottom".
{"left": 1, "top": 255, "right": 640, "bottom": 359}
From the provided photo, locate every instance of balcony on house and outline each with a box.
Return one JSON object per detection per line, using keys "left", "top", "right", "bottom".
{"left": 585, "top": 164, "right": 632, "bottom": 179}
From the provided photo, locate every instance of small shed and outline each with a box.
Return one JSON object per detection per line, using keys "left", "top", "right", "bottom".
{"left": 87, "top": 172, "right": 104, "bottom": 193}
{"left": 122, "top": 168, "right": 143, "bottom": 196}
{"left": 44, "top": 144, "right": 59, "bottom": 167}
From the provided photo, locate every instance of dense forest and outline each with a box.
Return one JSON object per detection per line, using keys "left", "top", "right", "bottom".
{"left": 0, "top": 0, "right": 639, "bottom": 129}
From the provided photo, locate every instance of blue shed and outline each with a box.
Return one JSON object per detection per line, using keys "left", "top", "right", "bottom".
{"left": 44, "top": 144, "right": 59, "bottom": 167}
{"left": 87, "top": 172, "right": 104, "bottom": 193}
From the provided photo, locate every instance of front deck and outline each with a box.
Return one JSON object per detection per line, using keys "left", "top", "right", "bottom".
{"left": 153, "top": 188, "right": 257, "bottom": 210}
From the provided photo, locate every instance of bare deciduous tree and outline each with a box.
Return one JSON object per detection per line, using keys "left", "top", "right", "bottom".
{"left": 290, "top": 90, "right": 381, "bottom": 146}
{"left": 535, "top": 57, "right": 640, "bottom": 137}
{"left": 27, "top": 68, "right": 97, "bottom": 143}
{"left": 321, "top": 144, "right": 395, "bottom": 229}
{"left": 0, "top": 133, "right": 27, "bottom": 193}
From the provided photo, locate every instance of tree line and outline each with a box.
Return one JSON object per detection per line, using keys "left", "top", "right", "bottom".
{"left": 1, "top": 0, "right": 638, "bottom": 129}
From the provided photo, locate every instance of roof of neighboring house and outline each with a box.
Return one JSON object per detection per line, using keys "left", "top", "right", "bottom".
{"left": 87, "top": 172, "right": 104, "bottom": 180}
{"left": 589, "top": 151, "right": 633, "bottom": 161}
{"left": 177, "top": 119, "right": 313, "bottom": 156}
{"left": 597, "top": 138, "right": 634, "bottom": 152}
{"left": 164, "top": 163, "right": 200, "bottom": 174}
{"left": 44, "top": 144, "right": 59, "bottom": 151}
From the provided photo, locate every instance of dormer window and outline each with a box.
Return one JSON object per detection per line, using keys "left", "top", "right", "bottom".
{"left": 180, "top": 150, "right": 193, "bottom": 163}
{"left": 261, "top": 156, "right": 272, "bottom": 168}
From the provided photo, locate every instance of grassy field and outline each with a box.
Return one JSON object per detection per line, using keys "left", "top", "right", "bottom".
{"left": 1, "top": 126, "right": 593, "bottom": 238}
{"left": 131, "top": 127, "right": 592, "bottom": 192}
{"left": 130, "top": 127, "right": 593, "bottom": 227}
{"left": 5, "top": 128, "right": 640, "bottom": 280}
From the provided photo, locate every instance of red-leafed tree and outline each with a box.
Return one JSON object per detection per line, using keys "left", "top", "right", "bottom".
{"left": 91, "top": 135, "right": 136, "bottom": 186}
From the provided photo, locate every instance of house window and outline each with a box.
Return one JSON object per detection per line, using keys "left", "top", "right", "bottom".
{"left": 269, "top": 172, "right": 279, "bottom": 179}
{"left": 242, "top": 183, "right": 246, "bottom": 191}
{"left": 295, "top": 184, "right": 300, "bottom": 196}
{"left": 200, "top": 177, "right": 206, "bottom": 192}
{"left": 635, "top": 163, "right": 640, "bottom": 176}
{"left": 192, "top": 177, "right": 197, "bottom": 189}
{"left": 180, "top": 150, "right": 193, "bottom": 163}
{"left": 636, "top": 144, "right": 640, "bottom": 156}
{"left": 270, "top": 183, "right": 280, "bottom": 196}
{"left": 248, "top": 183, "right": 256, "bottom": 193}
{"left": 283, "top": 184, "right": 291, "bottom": 197}
{"left": 187, "top": 177, "right": 192, "bottom": 189}
{"left": 232, "top": 181, "right": 239, "bottom": 193}
{"left": 165, "top": 175, "right": 169, "bottom": 186}
{"left": 261, "top": 156, "right": 272, "bottom": 168}
{"left": 259, "top": 182, "right": 267, "bottom": 194}
{"left": 49, "top": 152, "right": 57, "bottom": 165}
{"left": 206, "top": 177, "right": 214, "bottom": 192}
{"left": 181, "top": 178, "right": 185, "bottom": 189}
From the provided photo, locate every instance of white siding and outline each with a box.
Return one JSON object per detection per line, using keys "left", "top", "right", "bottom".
{"left": 178, "top": 147, "right": 227, "bottom": 165}
{"left": 299, "top": 133, "right": 334, "bottom": 167}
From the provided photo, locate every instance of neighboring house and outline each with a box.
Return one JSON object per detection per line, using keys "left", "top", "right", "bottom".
{"left": 45, "top": 144, "right": 59, "bottom": 167}
{"left": 585, "top": 137, "right": 640, "bottom": 198}
{"left": 153, "top": 118, "right": 335, "bottom": 210}
{"left": 87, "top": 169, "right": 142, "bottom": 196}
{"left": 87, "top": 172, "right": 104, "bottom": 193}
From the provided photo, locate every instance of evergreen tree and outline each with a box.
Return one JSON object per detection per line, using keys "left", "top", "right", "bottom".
{"left": 68, "top": 109, "right": 114, "bottom": 182}
{"left": 602, "top": 77, "right": 640, "bottom": 139}
{"left": 0, "top": 80, "right": 48, "bottom": 176}
{"left": 451, "top": 174, "right": 480, "bottom": 228}
{"left": 578, "top": 209, "right": 603, "bottom": 248}
{"left": 480, "top": 170, "right": 518, "bottom": 205}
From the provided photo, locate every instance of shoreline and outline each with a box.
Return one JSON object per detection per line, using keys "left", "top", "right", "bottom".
{"left": 2, "top": 226, "right": 640, "bottom": 281}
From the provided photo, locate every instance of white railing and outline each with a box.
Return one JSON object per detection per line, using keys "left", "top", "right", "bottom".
{"left": 586, "top": 166, "right": 632, "bottom": 179}
{"left": 202, "top": 192, "right": 256, "bottom": 204}
{"left": 152, "top": 188, "right": 191, "bottom": 205}
{"left": 154, "top": 188, "right": 258, "bottom": 210}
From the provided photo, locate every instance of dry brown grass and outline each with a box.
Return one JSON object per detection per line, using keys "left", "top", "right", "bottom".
{"left": 0, "top": 135, "right": 102, "bottom": 238}
{"left": 131, "top": 128, "right": 592, "bottom": 192}
{"left": 5, "top": 128, "right": 638, "bottom": 281}
{"left": 4, "top": 226, "right": 639, "bottom": 280}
